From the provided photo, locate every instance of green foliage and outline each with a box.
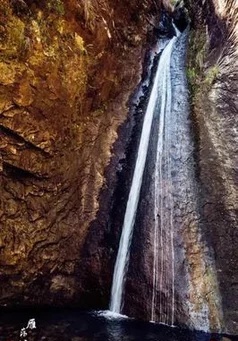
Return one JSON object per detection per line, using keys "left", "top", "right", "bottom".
{"left": 186, "top": 28, "right": 207, "bottom": 103}
{"left": 186, "top": 26, "right": 220, "bottom": 131}
{"left": 187, "top": 68, "right": 195, "bottom": 78}
{"left": 187, "top": 67, "right": 196, "bottom": 83}
{"left": 187, "top": 28, "right": 220, "bottom": 99}
{"left": 204, "top": 65, "right": 219, "bottom": 86}
{"left": 47, "top": 0, "right": 65, "bottom": 16}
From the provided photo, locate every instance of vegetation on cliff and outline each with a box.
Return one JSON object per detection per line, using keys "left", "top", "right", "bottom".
{"left": 185, "top": 0, "right": 238, "bottom": 334}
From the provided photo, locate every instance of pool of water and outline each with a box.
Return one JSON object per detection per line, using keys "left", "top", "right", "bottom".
{"left": 0, "top": 309, "right": 237, "bottom": 341}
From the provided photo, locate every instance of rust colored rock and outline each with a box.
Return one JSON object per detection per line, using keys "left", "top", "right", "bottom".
{"left": 0, "top": 0, "right": 237, "bottom": 336}
{"left": 0, "top": 0, "right": 158, "bottom": 308}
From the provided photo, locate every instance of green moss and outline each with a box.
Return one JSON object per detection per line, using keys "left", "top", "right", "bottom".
{"left": 186, "top": 67, "right": 197, "bottom": 97}
{"left": 170, "top": 0, "right": 179, "bottom": 5}
{"left": 47, "top": 0, "right": 65, "bottom": 16}
{"left": 204, "top": 65, "right": 219, "bottom": 86}
{"left": 186, "top": 28, "right": 207, "bottom": 103}
{"left": 187, "top": 27, "right": 220, "bottom": 104}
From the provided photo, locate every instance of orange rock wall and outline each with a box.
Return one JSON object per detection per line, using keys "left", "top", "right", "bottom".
{"left": 0, "top": 0, "right": 157, "bottom": 307}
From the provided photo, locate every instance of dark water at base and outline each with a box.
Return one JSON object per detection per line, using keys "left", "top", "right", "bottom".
{"left": 0, "top": 310, "right": 237, "bottom": 341}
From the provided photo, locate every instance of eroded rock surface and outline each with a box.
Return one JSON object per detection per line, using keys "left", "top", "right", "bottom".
{"left": 185, "top": 0, "right": 238, "bottom": 334}
{"left": 0, "top": 0, "right": 237, "bottom": 336}
{"left": 0, "top": 0, "right": 157, "bottom": 307}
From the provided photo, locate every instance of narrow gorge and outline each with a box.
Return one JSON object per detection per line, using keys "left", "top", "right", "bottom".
{"left": 0, "top": 0, "right": 237, "bottom": 339}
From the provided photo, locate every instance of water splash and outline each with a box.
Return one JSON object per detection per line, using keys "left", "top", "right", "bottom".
{"left": 96, "top": 310, "right": 129, "bottom": 320}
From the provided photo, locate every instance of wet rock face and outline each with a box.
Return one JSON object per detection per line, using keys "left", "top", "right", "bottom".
{"left": 122, "top": 31, "right": 224, "bottom": 333}
{"left": 186, "top": 0, "right": 238, "bottom": 335}
{"left": 172, "top": 4, "right": 189, "bottom": 32}
{"left": 153, "top": 10, "right": 175, "bottom": 38}
{"left": 0, "top": 0, "right": 158, "bottom": 307}
{"left": 0, "top": 0, "right": 237, "bottom": 336}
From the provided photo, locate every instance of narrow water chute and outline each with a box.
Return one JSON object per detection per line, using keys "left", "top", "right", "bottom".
{"left": 110, "top": 34, "right": 178, "bottom": 315}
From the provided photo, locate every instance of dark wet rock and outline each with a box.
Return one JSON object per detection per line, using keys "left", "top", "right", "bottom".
{"left": 185, "top": 0, "right": 238, "bottom": 335}
{"left": 123, "top": 30, "right": 224, "bottom": 333}
{"left": 172, "top": 4, "right": 189, "bottom": 32}
{"left": 153, "top": 10, "right": 176, "bottom": 38}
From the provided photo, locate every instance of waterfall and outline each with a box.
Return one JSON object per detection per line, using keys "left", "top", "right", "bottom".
{"left": 110, "top": 34, "right": 178, "bottom": 314}
{"left": 151, "top": 35, "right": 178, "bottom": 325}
{"left": 150, "top": 24, "right": 181, "bottom": 325}
{"left": 108, "top": 23, "right": 222, "bottom": 332}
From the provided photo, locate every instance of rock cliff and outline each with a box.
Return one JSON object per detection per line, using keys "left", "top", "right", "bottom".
{"left": 0, "top": 0, "right": 237, "bottom": 336}
{"left": 185, "top": 0, "right": 238, "bottom": 334}
{"left": 0, "top": 0, "right": 157, "bottom": 308}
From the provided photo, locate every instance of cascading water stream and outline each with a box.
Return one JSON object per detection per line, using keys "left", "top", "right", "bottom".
{"left": 109, "top": 32, "right": 179, "bottom": 315}
{"left": 151, "top": 26, "right": 180, "bottom": 325}
{"left": 108, "top": 23, "right": 222, "bottom": 332}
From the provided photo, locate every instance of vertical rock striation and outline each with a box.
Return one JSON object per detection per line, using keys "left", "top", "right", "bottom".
{"left": 123, "top": 29, "right": 223, "bottom": 333}
{"left": 185, "top": 0, "right": 238, "bottom": 334}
